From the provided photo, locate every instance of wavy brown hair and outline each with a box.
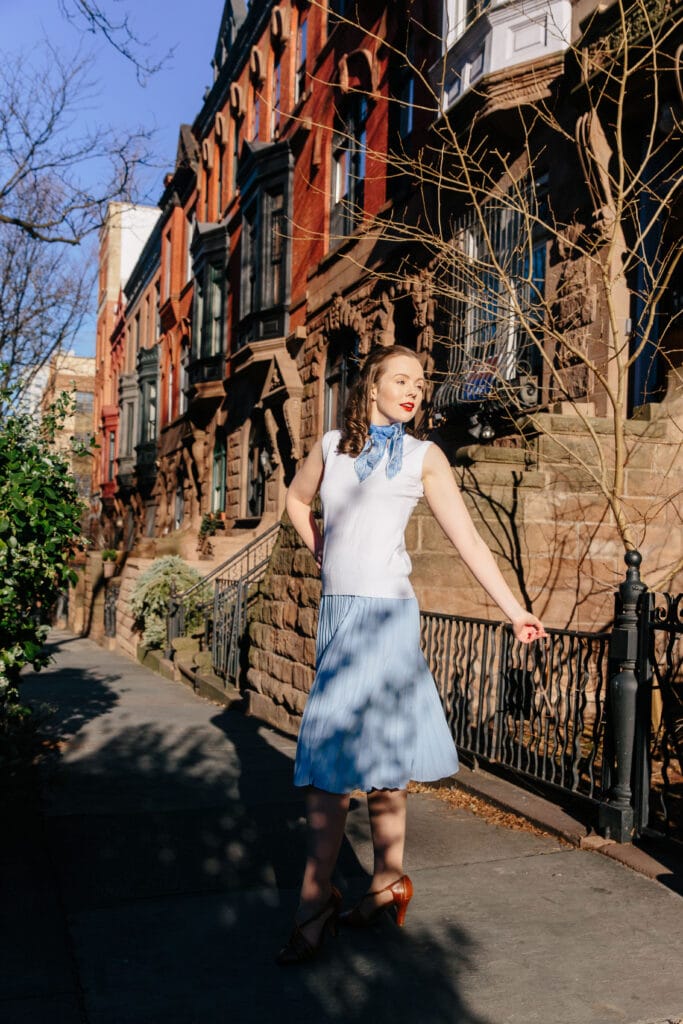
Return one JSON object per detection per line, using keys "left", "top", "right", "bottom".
{"left": 337, "top": 345, "right": 424, "bottom": 457}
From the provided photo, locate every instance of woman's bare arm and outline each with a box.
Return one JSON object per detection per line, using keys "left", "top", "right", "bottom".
{"left": 422, "top": 444, "right": 546, "bottom": 644}
{"left": 285, "top": 440, "right": 325, "bottom": 567}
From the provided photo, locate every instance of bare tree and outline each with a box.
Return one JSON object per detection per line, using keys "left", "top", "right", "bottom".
{"left": 0, "top": 46, "right": 150, "bottom": 246}
{"left": 304, "top": 0, "right": 683, "bottom": 589}
{"left": 0, "top": 191, "right": 92, "bottom": 400}
{"left": 0, "top": 39, "right": 153, "bottom": 403}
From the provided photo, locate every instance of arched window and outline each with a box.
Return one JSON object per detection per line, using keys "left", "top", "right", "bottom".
{"left": 324, "top": 330, "right": 360, "bottom": 431}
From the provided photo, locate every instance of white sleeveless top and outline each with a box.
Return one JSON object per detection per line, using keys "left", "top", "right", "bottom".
{"left": 319, "top": 429, "right": 432, "bottom": 599}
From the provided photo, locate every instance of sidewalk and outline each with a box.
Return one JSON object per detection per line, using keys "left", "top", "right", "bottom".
{"left": 2, "top": 631, "right": 682, "bottom": 1024}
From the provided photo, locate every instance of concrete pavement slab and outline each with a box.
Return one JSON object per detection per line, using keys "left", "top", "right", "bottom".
{"left": 5, "top": 632, "right": 683, "bottom": 1024}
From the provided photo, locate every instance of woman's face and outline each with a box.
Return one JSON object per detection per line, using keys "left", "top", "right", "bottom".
{"left": 370, "top": 354, "right": 425, "bottom": 426}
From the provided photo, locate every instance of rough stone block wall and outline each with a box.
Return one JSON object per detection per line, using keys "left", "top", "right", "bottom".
{"left": 245, "top": 384, "right": 683, "bottom": 734}
{"left": 245, "top": 520, "right": 320, "bottom": 735}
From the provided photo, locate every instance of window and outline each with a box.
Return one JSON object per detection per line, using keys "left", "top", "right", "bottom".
{"left": 236, "top": 142, "right": 291, "bottom": 345}
{"left": 242, "top": 202, "right": 259, "bottom": 320}
{"left": 155, "top": 281, "right": 161, "bottom": 340}
{"left": 174, "top": 483, "right": 185, "bottom": 530}
{"left": 231, "top": 115, "right": 241, "bottom": 193}
{"left": 217, "top": 143, "right": 225, "bottom": 218}
{"left": 75, "top": 391, "right": 94, "bottom": 415}
{"left": 186, "top": 211, "right": 195, "bottom": 284}
{"left": 395, "top": 27, "right": 417, "bottom": 141}
{"left": 167, "top": 358, "right": 175, "bottom": 421}
{"left": 246, "top": 420, "right": 268, "bottom": 518}
{"left": 142, "top": 381, "right": 157, "bottom": 443}
{"left": 268, "top": 191, "right": 285, "bottom": 307}
{"left": 194, "top": 263, "right": 224, "bottom": 359}
{"left": 179, "top": 352, "right": 189, "bottom": 415}
{"left": 439, "top": 181, "right": 546, "bottom": 406}
{"left": 444, "top": 0, "right": 491, "bottom": 49}
{"left": 108, "top": 430, "right": 116, "bottom": 481}
{"left": 330, "top": 95, "right": 367, "bottom": 240}
{"left": 251, "top": 84, "right": 261, "bottom": 141}
{"left": 271, "top": 52, "right": 282, "bottom": 139}
{"left": 163, "top": 230, "right": 172, "bottom": 300}
{"left": 143, "top": 296, "right": 150, "bottom": 348}
{"left": 211, "top": 435, "right": 227, "bottom": 513}
{"left": 295, "top": 15, "right": 308, "bottom": 104}
{"left": 241, "top": 189, "right": 285, "bottom": 320}
{"left": 328, "top": 0, "right": 349, "bottom": 34}
{"left": 324, "top": 331, "right": 360, "bottom": 431}
{"left": 124, "top": 400, "right": 135, "bottom": 455}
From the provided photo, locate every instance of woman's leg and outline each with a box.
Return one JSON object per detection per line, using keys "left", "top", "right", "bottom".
{"left": 367, "top": 787, "right": 407, "bottom": 891}
{"left": 297, "top": 786, "right": 350, "bottom": 924}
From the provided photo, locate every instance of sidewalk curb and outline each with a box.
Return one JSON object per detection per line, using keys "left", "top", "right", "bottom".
{"left": 438, "top": 765, "right": 683, "bottom": 896}
{"left": 132, "top": 644, "right": 683, "bottom": 896}
{"left": 441, "top": 764, "right": 590, "bottom": 846}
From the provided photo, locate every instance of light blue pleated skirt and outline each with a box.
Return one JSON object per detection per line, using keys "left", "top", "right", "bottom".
{"left": 294, "top": 595, "right": 460, "bottom": 794}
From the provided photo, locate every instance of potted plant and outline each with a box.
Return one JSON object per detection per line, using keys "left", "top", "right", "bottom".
{"left": 101, "top": 548, "right": 118, "bottom": 578}
{"left": 197, "top": 513, "right": 218, "bottom": 557}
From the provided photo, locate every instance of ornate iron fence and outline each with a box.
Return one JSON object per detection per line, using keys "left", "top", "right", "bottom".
{"left": 421, "top": 612, "right": 611, "bottom": 803}
{"left": 640, "top": 591, "right": 683, "bottom": 837}
{"left": 166, "top": 522, "right": 280, "bottom": 683}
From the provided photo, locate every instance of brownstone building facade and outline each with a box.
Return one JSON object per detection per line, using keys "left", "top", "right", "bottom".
{"left": 92, "top": 0, "right": 683, "bottom": 727}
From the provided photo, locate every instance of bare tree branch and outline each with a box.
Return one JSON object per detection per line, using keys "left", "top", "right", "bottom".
{"left": 57, "top": 0, "right": 172, "bottom": 83}
{"left": 0, "top": 45, "right": 152, "bottom": 246}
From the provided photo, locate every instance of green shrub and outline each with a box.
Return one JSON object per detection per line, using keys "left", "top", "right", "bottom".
{"left": 0, "top": 390, "right": 85, "bottom": 769}
{"left": 130, "top": 556, "right": 208, "bottom": 649}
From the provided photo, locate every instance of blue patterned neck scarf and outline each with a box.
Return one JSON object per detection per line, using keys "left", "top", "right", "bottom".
{"left": 354, "top": 422, "right": 405, "bottom": 482}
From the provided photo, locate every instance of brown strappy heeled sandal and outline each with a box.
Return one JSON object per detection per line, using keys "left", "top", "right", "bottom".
{"left": 275, "top": 886, "right": 342, "bottom": 965}
{"left": 339, "top": 874, "right": 413, "bottom": 928}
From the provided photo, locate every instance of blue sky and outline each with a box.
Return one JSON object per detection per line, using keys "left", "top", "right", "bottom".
{"left": 2, "top": 0, "right": 224, "bottom": 354}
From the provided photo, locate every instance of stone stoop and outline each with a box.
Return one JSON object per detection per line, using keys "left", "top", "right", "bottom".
{"left": 173, "top": 648, "right": 244, "bottom": 710}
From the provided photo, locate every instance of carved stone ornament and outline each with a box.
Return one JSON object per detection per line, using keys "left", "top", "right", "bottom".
{"left": 337, "top": 48, "right": 378, "bottom": 96}
{"left": 554, "top": 260, "right": 597, "bottom": 330}
{"left": 575, "top": 112, "right": 617, "bottom": 241}
{"left": 323, "top": 293, "right": 367, "bottom": 346}
{"left": 264, "top": 407, "right": 281, "bottom": 468}
{"left": 283, "top": 397, "right": 302, "bottom": 462}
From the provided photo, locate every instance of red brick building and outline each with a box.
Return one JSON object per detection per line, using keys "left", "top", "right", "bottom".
{"left": 92, "top": 0, "right": 683, "bottom": 688}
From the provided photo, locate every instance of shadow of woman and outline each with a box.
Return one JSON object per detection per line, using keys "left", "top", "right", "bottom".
{"left": 209, "top": 707, "right": 490, "bottom": 1024}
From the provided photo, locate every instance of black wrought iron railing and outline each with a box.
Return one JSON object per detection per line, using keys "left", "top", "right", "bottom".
{"left": 166, "top": 522, "right": 280, "bottom": 682}
{"left": 641, "top": 591, "right": 683, "bottom": 838}
{"left": 421, "top": 611, "right": 611, "bottom": 803}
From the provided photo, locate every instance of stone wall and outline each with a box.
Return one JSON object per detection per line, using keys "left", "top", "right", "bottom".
{"left": 245, "top": 521, "right": 320, "bottom": 735}
{"left": 245, "top": 376, "right": 683, "bottom": 734}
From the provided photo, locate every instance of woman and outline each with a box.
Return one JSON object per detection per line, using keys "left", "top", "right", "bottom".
{"left": 277, "top": 345, "right": 546, "bottom": 965}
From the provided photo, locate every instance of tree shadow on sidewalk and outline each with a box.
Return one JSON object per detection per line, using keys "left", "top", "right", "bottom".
{"left": 10, "top": 635, "right": 491, "bottom": 1024}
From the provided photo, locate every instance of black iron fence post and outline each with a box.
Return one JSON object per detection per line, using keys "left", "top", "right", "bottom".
{"left": 599, "top": 550, "right": 647, "bottom": 843}
{"left": 166, "top": 580, "right": 179, "bottom": 661}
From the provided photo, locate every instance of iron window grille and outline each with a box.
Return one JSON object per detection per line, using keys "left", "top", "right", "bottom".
{"left": 434, "top": 179, "right": 547, "bottom": 412}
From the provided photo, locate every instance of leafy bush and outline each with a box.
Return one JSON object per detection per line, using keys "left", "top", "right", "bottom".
{"left": 0, "top": 391, "right": 85, "bottom": 766}
{"left": 130, "top": 556, "right": 208, "bottom": 649}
